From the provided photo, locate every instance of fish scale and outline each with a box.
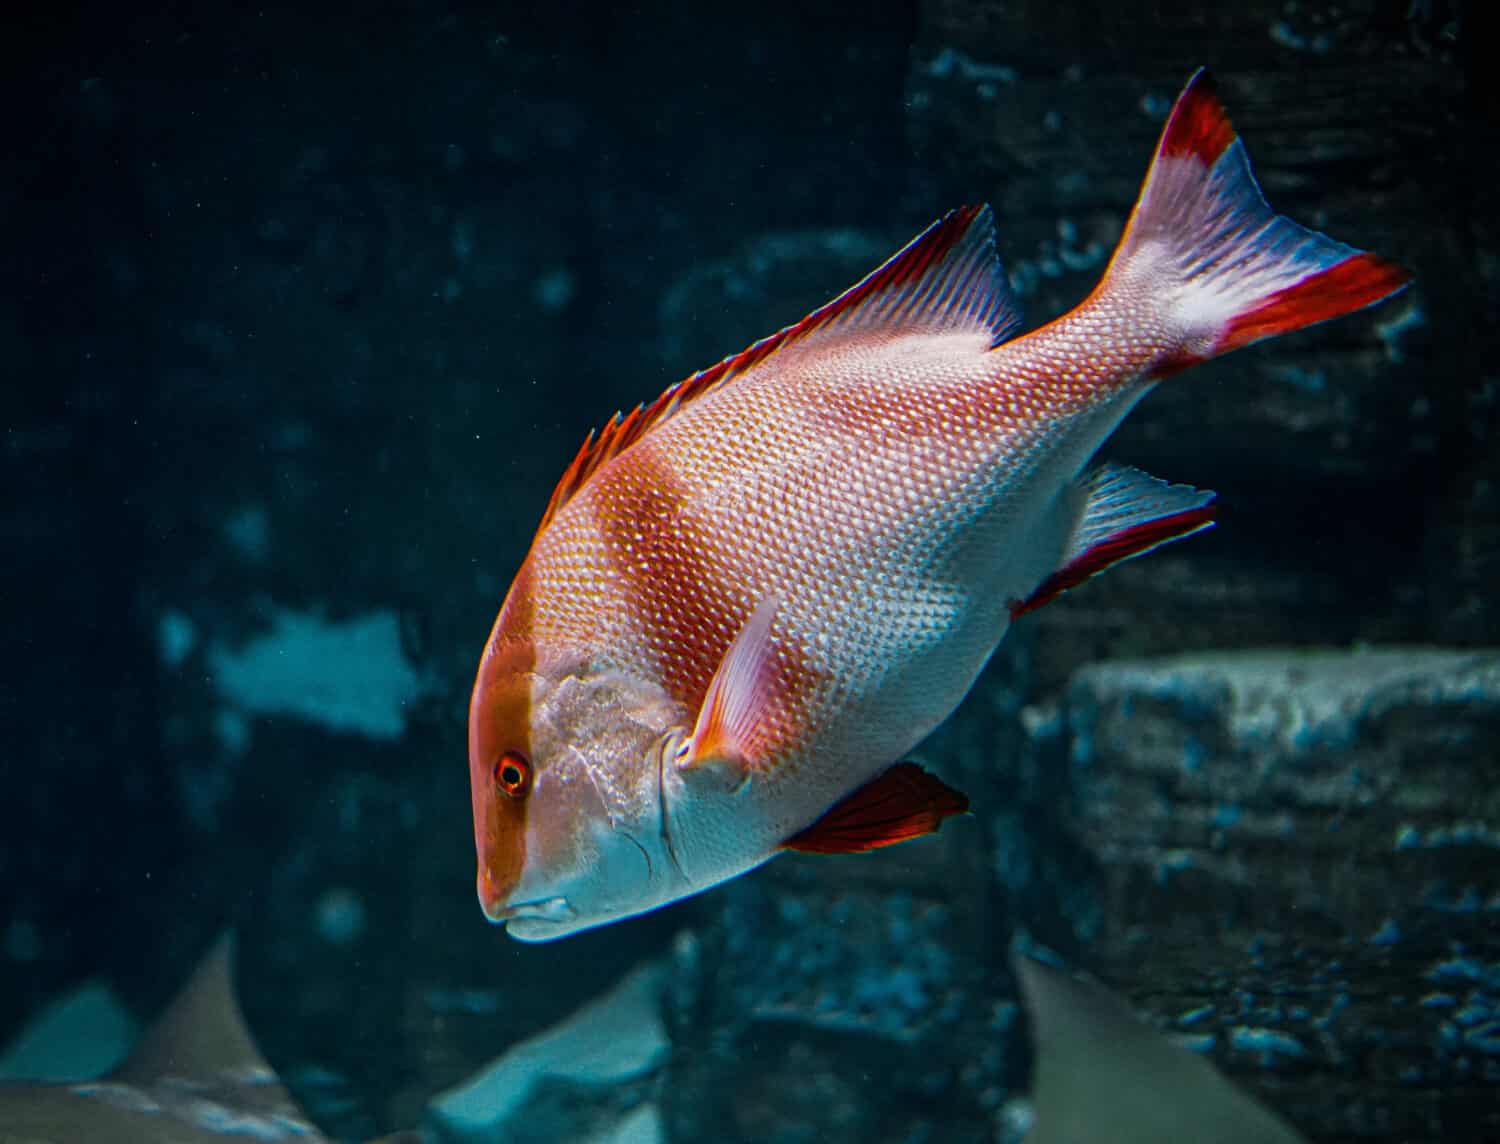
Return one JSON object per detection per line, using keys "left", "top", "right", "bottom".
{"left": 468, "top": 70, "right": 1409, "bottom": 941}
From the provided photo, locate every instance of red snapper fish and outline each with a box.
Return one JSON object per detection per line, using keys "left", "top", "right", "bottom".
{"left": 468, "top": 71, "right": 1408, "bottom": 940}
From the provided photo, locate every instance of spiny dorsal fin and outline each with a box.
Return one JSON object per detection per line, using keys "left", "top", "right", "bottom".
{"left": 538, "top": 205, "right": 1020, "bottom": 529}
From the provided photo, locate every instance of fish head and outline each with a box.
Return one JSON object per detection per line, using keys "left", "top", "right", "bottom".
{"left": 468, "top": 623, "right": 687, "bottom": 942}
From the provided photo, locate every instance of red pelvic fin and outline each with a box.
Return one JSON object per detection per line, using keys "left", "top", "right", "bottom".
{"left": 783, "top": 762, "right": 969, "bottom": 855}
{"left": 1012, "top": 464, "right": 1215, "bottom": 619}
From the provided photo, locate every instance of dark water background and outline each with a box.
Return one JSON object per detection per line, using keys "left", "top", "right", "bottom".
{"left": 2, "top": 1, "right": 1493, "bottom": 1140}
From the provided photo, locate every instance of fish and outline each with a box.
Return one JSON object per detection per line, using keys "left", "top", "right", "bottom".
{"left": 468, "top": 70, "right": 1409, "bottom": 941}
{"left": 1011, "top": 952, "right": 1306, "bottom": 1143}
{"left": 0, "top": 933, "right": 420, "bottom": 1143}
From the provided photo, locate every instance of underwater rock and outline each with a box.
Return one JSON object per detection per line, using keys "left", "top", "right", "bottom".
{"left": 1064, "top": 648, "right": 1500, "bottom": 942}
{"left": 1046, "top": 646, "right": 1500, "bottom": 1139}
{"left": 0, "top": 982, "right": 138, "bottom": 1083}
{"left": 587, "top": 1102, "right": 663, "bottom": 1144}
{"left": 427, "top": 961, "right": 667, "bottom": 1144}
{"left": 659, "top": 815, "right": 1007, "bottom": 1142}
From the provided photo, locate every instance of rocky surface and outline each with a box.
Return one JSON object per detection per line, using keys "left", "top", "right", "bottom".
{"left": 1038, "top": 648, "right": 1500, "bottom": 1140}
{"left": 428, "top": 961, "right": 668, "bottom": 1144}
{"left": 2, "top": 1, "right": 1492, "bottom": 1142}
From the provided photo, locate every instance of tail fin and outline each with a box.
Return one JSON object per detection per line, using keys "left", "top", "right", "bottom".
{"left": 1105, "top": 69, "right": 1410, "bottom": 378}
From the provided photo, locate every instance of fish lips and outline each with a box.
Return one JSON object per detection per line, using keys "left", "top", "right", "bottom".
{"left": 484, "top": 895, "right": 576, "bottom": 925}
{"left": 491, "top": 824, "right": 661, "bottom": 941}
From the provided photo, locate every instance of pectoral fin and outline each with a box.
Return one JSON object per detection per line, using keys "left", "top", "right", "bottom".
{"left": 677, "top": 598, "right": 780, "bottom": 785}
{"left": 783, "top": 763, "right": 969, "bottom": 854}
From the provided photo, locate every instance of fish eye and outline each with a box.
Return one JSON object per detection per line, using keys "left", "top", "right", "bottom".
{"left": 493, "top": 750, "right": 531, "bottom": 798}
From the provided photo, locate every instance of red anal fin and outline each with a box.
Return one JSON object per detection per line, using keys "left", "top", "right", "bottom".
{"left": 1011, "top": 464, "right": 1216, "bottom": 620}
{"left": 783, "top": 762, "right": 969, "bottom": 854}
{"left": 1011, "top": 508, "right": 1213, "bottom": 619}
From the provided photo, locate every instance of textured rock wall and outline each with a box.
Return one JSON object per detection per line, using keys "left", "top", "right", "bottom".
{"left": 1042, "top": 650, "right": 1500, "bottom": 1139}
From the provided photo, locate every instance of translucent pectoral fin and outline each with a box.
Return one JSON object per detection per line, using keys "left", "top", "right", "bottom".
{"left": 677, "top": 598, "right": 780, "bottom": 786}
{"left": 783, "top": 763, "right": 970, "bottom": 854}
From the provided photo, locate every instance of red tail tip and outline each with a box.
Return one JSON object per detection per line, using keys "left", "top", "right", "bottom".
{"left": 1160, "top": 69, "right": 1236, "bottom": 165}
{"left": 1219, "top": 252, "right": 1413, "bottom": 354}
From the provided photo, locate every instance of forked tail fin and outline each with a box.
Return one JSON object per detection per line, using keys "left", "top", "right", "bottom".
{"left": 1103, "top": 69, "right": 1410, "bottom": 377}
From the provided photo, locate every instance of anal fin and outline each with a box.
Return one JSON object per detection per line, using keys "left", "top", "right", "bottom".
{"left": 1011, "top": 464, "right": 1216, "bottom": 620}
{"left": 783, "top": 762, "right": 969, "bottom": 854}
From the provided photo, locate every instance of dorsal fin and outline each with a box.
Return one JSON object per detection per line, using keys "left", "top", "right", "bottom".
{"left": 538, "top": 205, "right": 1020, "bottom": 529}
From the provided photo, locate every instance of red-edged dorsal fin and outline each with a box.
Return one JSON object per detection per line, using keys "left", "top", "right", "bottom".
{"left": 784, "top": 203, "right": 1021, "bottom": 350}
{"left": 783, "top": 762, "right": 970, "bottom": 854}
{"left": 1011, "top": 464, "right": 1216, "bottom": 620}
{"left": 538, "top": 205, "right": 1021, "bottom": 529}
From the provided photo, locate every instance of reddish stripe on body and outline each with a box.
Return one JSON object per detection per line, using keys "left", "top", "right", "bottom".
{"left": 590, "top": 441, "right": 746, "bottom": 707}
{"left": 589, "top": 441, "right": 812, "bottom": 764}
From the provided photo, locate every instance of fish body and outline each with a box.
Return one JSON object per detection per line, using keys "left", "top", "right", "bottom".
{"left": 469, "top": 71, "right": 1408, "bottom": 941}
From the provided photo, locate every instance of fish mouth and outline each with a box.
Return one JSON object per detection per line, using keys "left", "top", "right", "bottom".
{"left": 482, "top": 896, "right": 575, "bottom": 925}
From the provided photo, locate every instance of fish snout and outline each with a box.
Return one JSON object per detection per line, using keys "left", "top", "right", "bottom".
{"left": 477, "top": 864, "right": 509, "bottom": 921}
{"left": 477, "top": 865, "right": 574, "bottom": 925}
